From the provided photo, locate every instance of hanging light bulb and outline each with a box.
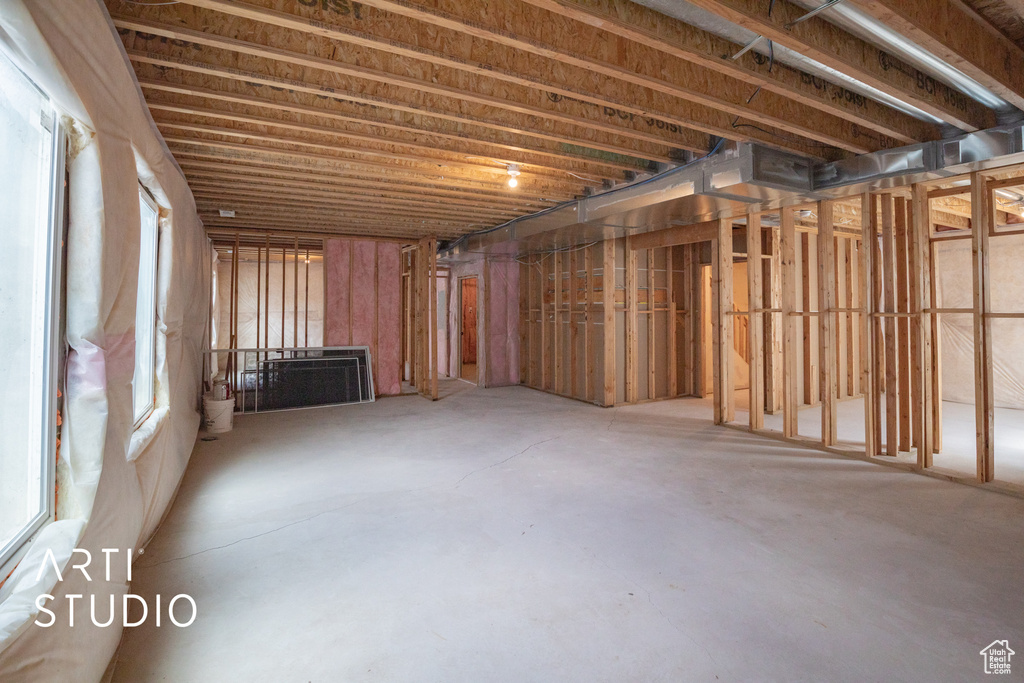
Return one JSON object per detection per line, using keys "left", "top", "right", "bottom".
{"left": 507, "top": 163, "right": 520, "bottom": 188}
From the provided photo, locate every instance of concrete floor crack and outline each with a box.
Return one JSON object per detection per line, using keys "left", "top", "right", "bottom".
{"left": 454, "top": 436, "right": 560, "bottom": 488}
{"left": 136, "top": 497, "right": 371, "bottom": 569}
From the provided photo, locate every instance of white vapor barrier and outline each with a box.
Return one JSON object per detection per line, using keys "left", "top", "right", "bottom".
{"left": 214, "top": 259, "right": 325, "bottom": 356}
{"left": 0, "top": 0, "right": 209, "bottom": 679}
{"left": 933, "top": 236, "right": 1024, "bottom": 409}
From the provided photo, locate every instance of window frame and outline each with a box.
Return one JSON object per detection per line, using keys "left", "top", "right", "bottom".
{"left": 0, "top": 80, "right": 66, "bottom": 579}
{"left": 132, "top": 185, "right": 160, "bottom": 430}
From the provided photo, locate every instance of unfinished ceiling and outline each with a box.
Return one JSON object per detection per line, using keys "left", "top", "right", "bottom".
{"left": 105, "top": 0, "right": 1024, "bottom": 243}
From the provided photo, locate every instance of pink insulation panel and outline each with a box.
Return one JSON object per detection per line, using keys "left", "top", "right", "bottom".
{"left": 323, "top": 239, "right": 351, "bottom": 346}
{"left": 375, "top": 243, "right": 402, "bottom": 396}
{"left": 350, "top": 240, "right": 377, "bottom": 348}
{"left": 323, "top": 238, "right": 403, "bottom": 396}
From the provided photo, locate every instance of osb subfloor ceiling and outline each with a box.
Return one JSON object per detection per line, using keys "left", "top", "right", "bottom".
{"left": 105, "top": 0, "right": 1024, "bottom": 243}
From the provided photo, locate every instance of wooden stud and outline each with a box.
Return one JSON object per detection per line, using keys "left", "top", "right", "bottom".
{"left": 602, "top": 238, "right": 616, "bottom": 406}
{"left": 971, "top": 172, "right": 994, "bottom": 481}
{"left": 667, "top": 246, "right": 678, "bottom": 399}
{"left": 747, "top": 213, "right": 764, "bottom": 430}
{"left": 861, "top": 194, "right": 879, "bottom": 457}
{"left": 713, "top": 218, "right": 735, "bottom": 424}
{"left": 895, "top": 198, "right": 912, "bottom": 452}
{"left": 801, "top": 232, "right": 814, "bottom": 406}
{"left": 818, "top": 201, "right": 837, "bottom": 446}
{"left": 647, "top": 249, "right": 657, "bottom": 400}
{"left": 881, "top": 194, "right": 899, "bottom": 456}
{"left": 780, "top": 208, "right": 799, "bottom": 437}
{"left": 911, "top": 183, "right": 934, "bottom": 467}
{"left": 625, "top": 237, "right": 639, "bottom": 404}
{"left": 765, "top": 226, "right": 783, "bottom": 414}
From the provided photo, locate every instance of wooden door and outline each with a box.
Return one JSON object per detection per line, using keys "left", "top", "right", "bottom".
{"left": 461, "top": 278, "right": 478, "bottom": 364}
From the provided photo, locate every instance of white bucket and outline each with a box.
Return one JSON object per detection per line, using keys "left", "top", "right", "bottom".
{"left": 203, "top": 395, "right": 234, "bottom": 433}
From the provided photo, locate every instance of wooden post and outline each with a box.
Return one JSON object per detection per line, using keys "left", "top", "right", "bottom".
{"left": 911, "top": 183, "right": 934, "bottom": 467}
{"left": 713, "top": 218, "right": 734, "bottom": 424}
{"left": 571, "top": 248, "right": 580, "bottom": 399}
{"left": 818, "top": 201, "right": 837, "bottom": 446}
{"left": 602, "top": 238, "right": 615, "bottom": 406}
{"left": 780, "top": 208, "right": 799, "bottom": 437}
{"left": 861, "top": 194, "right": 878, "bottom": 457}
{"left": 971, "top": 172, "right": 994, "bottom": 481}
{"left": 429, "top": 238, "right": 438, "bottom": 400}
{"left": 802, "top": 232, "right": 814, "bottom": 405}
{"left": 264, "top": 234, "right": 270, "bottom": 359}
{"left": 895, "top": 199, "right": 911, "bottom": 452}
{"left": 765, "top": 226, "right": 783, "bottom": 413}
{"left": 747, "top": 213, "right": 764, "bottom": 429}
{"left": 625, "top": 237, "right": 639, "bottom": 403}
{"left": 293, "top": 238, "right": 299, "bottom": 348}
{"left": 648, "top": 249, "right": 656, "bottom": 400}
{"left": 553, "top": 250, "right": 563, "bottom": 396}
{"left": 304, "top": 248, "right": 310, "bottom": 347}
{"left": 667, "top": 246, "right": 678, "bottom": 398}
{"left": 881, "top": 194, "right": 899, "bottom": 456}
{"left": 584, "top": 245, "right": 594, "bottom": 401}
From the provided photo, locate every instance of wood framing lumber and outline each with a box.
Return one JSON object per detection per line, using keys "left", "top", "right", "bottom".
{"left": 860, "top": 193, "right": 879, "bottom": 457}
{"left": 971, "top": 172, "right": 994, "bottom": 481}
{"left": 522, "top": 0, "right": 938, "bottom": 144}
{"left": 780, "top": 208, "right": 799, "bottom": 438}
{"left": 850, "top": 0, "right": 1024, "bottom": 110}
{"left": 602, "top": 239, "right": 616, "bottom": 406}
{"left": 818, "top": 201, "right": 838, "bottom": 446}
{"left": 678, "top": 0, "right": 994, "bottom": 131}
{"left": 713, "top": 218, "right": 735, "bottom": 424}
{"left": 747, "top": 213, "right": 765, "bottom": 430}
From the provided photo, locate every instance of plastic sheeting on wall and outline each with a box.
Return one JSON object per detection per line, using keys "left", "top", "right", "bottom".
{"left": 0, "top": 1, "right": 209, "bottom": 679}
{"left": 933, "top": 236, "right": 1024, "bottom": 409}
{"left": 214, "top": 259, "right": 325, "bottom": 351}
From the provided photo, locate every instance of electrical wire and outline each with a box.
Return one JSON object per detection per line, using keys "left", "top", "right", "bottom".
{"left": 122, "top": 0, "right": 180, "bottom": 4}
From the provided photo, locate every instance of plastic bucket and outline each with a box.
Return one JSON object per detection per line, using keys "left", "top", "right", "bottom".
{"left": 203, "top": 395, "right": 234, "bottom": 433}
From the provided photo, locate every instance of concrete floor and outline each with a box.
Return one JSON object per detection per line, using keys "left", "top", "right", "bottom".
{"left": 736, "top": 391, "right": 1024, "bottom": 487}
{"left": 112, "top": 384, "right": 1024, "bottom": 682}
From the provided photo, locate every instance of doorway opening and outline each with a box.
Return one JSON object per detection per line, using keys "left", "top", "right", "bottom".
{"left": 460, "top": 277, "right": 478, "bottom": 383}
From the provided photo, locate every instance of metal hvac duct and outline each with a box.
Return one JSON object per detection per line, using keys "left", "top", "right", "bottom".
{"left": 441, "top": 122, "right": 1024, "bottom": 261}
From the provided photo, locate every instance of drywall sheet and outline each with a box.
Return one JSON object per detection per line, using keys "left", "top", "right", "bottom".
{"left": 0, "top": 0, "right": 210, "bottom": 679}
{"left": 323, "top": 238, "right": 401, "bottom": 396}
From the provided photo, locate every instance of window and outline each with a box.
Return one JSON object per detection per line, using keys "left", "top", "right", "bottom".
{"left": 0, "top": 51, "right": 65, "bottom": 572}
{"left": 132, "top": 187, "right": 159, "bottom": 427}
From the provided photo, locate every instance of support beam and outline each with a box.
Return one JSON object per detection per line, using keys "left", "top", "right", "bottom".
{"left": 851, "top": 0, "right": 1024, "bottom": 110}
{"left": 523, "top": 0, "right": 938, "bottom": 144}
{"left": 679, "top": 0, "right": 994, "bottom": 131}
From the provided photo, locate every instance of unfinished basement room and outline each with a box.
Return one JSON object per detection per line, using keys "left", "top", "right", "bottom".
{"left": 3, "top": 0, "right": 1024, "bottom": 680}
